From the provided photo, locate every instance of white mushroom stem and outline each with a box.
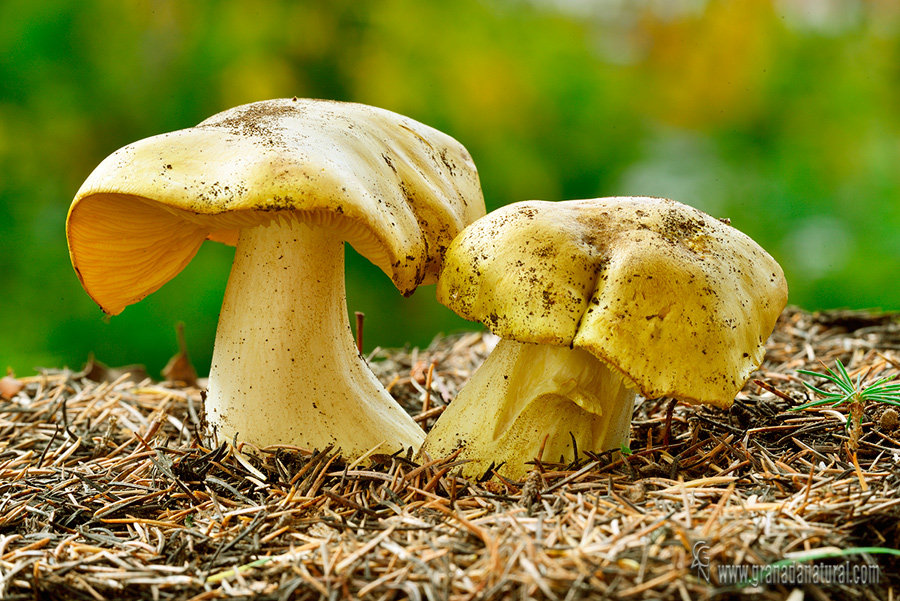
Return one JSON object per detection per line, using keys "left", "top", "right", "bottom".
{"left": 205, "top": 217, "right": 425, "bottom": 457}
{"left": 421, "top": 339, "right": 635, "bottom": 480}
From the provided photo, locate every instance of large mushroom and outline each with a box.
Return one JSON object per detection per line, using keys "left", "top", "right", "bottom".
{"left": 421, "top": 197, "right": 787, "bottom": 479}
{"left": 67, "top": 98, "right": 485, "bottom": 458}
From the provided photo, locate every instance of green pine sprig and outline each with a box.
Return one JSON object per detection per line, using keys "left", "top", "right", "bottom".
{"left": 794, "top": 359, "right": 900, "bottom": 454}
{"left": 794, "top": 359, "right": 900, "bottom": 415}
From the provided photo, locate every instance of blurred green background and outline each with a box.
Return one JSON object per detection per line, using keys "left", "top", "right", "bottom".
{"left": 2, "top": 0, "right": 899, "bottom": 377}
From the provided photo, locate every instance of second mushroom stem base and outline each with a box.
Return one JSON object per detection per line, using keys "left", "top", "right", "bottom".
{"left": 205, "top": 216, "right": 425, "bottom": 458}
{"left": 420, "top": 338, "right": 636, "bottom": 480}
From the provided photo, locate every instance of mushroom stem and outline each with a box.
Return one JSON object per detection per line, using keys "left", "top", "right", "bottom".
{"left": 205, "top": 217, "right": 425, "bottom": 457}
{"left": 420, "top": 339, "right": 635, "bottom": 479}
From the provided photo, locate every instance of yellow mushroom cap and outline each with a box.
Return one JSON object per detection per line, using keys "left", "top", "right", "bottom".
{"left": 67, "top": 98, "right": 485, "bottom": 315}
{"left": 437, "top": 197, "right": 789, "bottom": 408}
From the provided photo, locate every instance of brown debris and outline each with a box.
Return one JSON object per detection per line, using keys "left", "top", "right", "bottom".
{"left": 0, "top": 371, "right": 23, "bottom": 400}
{"left": 161, "top": 323, "right": 198, "bottom": 387}
{"left": 0, "top": 308, "right": 898, "bottom": 599}
{"left": 76, "top": 352, "right": 149, "bottom": 384}
{"left": 881, "top": 408, "right": 899, "bottom": 431}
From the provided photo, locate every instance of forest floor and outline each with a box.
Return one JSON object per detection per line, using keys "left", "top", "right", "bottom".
{"left": 0, "top": 307, "right": 898, "bottom": 600}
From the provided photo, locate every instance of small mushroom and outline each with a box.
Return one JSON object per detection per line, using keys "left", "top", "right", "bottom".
{"left": 421, "top": 197, "right": 788, "bottom": 479}
{"left": 67, "top": 98, "right": 485, "bottom": 458}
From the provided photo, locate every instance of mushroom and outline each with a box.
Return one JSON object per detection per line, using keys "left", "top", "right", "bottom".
{"left": 67, "top": 98, "right": 485, "bottom": 458}
{"left": 421, "top": 197, "right": 787, "bottom": 479}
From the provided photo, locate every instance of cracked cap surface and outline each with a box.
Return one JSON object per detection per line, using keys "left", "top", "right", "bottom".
{"left": 436, "top": 197, "right": 788, "bottom": 407}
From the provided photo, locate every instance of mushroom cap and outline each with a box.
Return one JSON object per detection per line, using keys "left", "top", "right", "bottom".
{"left": 67, "top": 98, "right": 485, "bottom": 315}
{"left": 437, "top": 197, "right": 788, "bottom": 407}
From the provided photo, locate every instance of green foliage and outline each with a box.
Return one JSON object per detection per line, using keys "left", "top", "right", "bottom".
{"left": 3, "top": 1, "right": 900, "bottom": 375}
{"left": 794, "top": 360, "right": 900, "bottom": 416}
{"left": 793, "top": 359, "right": 900, "bottom": 452}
